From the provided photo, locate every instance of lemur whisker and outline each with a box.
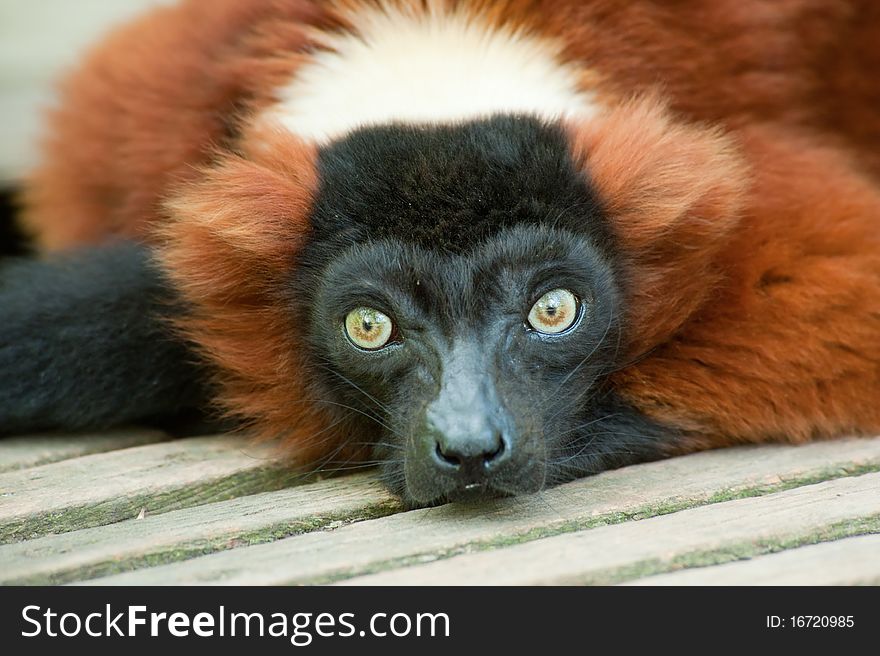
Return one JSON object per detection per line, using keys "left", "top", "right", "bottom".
{"left": 540, "top": 309, "right": 619, "bottom": 420}
{"left": 317, "top": 364, "right": 394, "bottom": 415}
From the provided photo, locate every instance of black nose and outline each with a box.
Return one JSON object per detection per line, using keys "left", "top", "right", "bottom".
{"left": 433, "top": 432, "right": 508, "bottom": 481}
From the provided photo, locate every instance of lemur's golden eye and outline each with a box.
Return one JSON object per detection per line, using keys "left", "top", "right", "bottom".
{"left": 528, "top": 289, "right": 579, "bottom": 335}
{"left": 345, "top": 307, "right": 394, "bottom": 350}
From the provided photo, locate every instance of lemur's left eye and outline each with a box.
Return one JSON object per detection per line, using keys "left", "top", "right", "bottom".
{"left": 345, "top": 307, "right": 395, "bottom": 350}
{"left": 527, "top": 289, "right": 579, "bottom": 335}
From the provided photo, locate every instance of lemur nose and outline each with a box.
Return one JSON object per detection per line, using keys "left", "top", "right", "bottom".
{"left": 433, "top": 432, "right": 508, "bottom": 479}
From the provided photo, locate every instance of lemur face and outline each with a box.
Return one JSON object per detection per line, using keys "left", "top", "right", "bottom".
{"left": 296, "top": 116, "right": 626, "bottom": 505}
{"left": 162, "top": 97, "right": 740, "bottom": 506}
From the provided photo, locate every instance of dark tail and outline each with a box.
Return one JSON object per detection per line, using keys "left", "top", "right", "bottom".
{"left": 0, "top": 241, "right": 213, "bottom": 434}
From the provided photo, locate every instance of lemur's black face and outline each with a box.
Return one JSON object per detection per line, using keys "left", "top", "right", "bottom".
{"left": 296, "top": 116, "right": 666, "bottom": 506}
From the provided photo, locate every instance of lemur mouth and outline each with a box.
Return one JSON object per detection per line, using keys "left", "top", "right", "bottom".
{"left": 443, "top": 481, "right": 510, "bottom": 504}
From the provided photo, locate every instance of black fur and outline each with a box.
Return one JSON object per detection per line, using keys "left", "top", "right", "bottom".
{"left": 0, "top": 188, "right": 28, "bottom": 257}
{"left": 302, "top": 115, "right": 613, "bottom": 265}
{"left": 0, "top": 241, "right": 211, "bottom": 435}
{"left": 295, "top": 116, "right": 680, "bottom": 505}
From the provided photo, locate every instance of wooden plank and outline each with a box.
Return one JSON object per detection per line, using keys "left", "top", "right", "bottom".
{"left": 0, "top": 435, "right": 298, "bottom": 543}
{"left": 0, "top": 429, "right": 170, "bottom": 472}
{"left": 623, "top": 533, "right": 880, "bottom": 586}
{"left": 80, "top": 437, "right": 880, "bottom": 585}
{"left": 1, "top": 473, "right": 399, "bottom": 585}
{"left": 339, "top": 474, "right": 880, "bottom": 585}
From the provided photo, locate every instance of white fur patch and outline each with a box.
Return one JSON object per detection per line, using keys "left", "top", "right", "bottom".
{"left": 260, "top": 2, "right": 600, "bottom": 143}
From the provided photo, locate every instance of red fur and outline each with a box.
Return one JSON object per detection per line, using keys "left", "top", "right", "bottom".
{"left": 19, "top": 0, "right": 880, "bottom": 461}
{"left": 611, "top": 124, "right": 880, "bottom": 447}
{"left": 157, "top": 126, "right": 360, "bottom": 462}
{"left": 568, "top": 96, "right": 748, "bottom": 356}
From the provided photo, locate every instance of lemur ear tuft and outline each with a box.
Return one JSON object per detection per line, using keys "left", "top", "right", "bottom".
{"left": 569, "top": 94, "right": 750, "bottom": 355}
{"left": 163, "top": 124, "right": 317, "bottom": 263}
{"left": 155, "top": 128, "right": 352, "bottom": 464}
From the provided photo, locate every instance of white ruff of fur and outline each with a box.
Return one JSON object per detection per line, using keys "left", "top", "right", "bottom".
{"left": 261, "top": 4, "right": 600, "bottom": 143}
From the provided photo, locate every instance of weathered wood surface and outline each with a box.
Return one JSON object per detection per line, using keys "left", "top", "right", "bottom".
{"left": 0, "top": 473, "right": 398, "bottom": 585}
{"left": 2, "top": 431, "right": 878, "bottom": 585}
{"left": 625, "top": 533, "right": 880, "bottom": 586}
{"left": 0, "top": 428, "right": 169, "bottom": 473}
{"left": 338, "top": 473, "right": 880, "bottom": 585}
{"left": 76, "top": 437, "right": 880, "bottom": 585}
{"left": 0, "top": 434, "right": 298, "bottom": 543}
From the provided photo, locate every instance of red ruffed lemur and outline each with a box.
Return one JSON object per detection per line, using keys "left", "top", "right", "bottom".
{"left": 2, "top": 0, "right": 880, "bottom": 506}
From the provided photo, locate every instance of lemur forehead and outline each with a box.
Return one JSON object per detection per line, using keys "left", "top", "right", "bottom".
{"left": 259, "top": 0, "right": 601, "bottom": 143}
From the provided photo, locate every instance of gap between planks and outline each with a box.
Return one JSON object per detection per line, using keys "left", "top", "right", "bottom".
{"left": 0, "top": 473, "right": 400, "bottom": 585}
{"left": 337, "top": 473, "right": 880, "bottom": 585}
{"left": 0, "top": 428, "right": 170, "bottom": 473}
{"left": 71, "top": 436, "right": 880, "bottom": 585}
{"left": 0, "top": 434, "right": 302, "bottom": 543}
{"left": 621, "top": 533, "right": 880, "bottom": 586}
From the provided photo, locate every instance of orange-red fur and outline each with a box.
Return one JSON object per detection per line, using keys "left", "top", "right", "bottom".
{"left": 569, "top": 97, "right": 748, "bottom": 357}
{"left": 20, "top": 0, "right": 880, "bottom": 460}
{"left": 158, "top": 126, "right": 359, "bottom": 462}
{"left": 612, "top": 123, "right": 880, "bottom": 448}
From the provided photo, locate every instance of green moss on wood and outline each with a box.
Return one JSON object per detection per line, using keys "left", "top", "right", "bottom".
{"left": 574, "top": 514, "right": 880, "bottom": 585}
{"left": 0, "top": 465, "right": 304, "bottom": 545}
{"left": 6, "top": 454, "right": 878, "bottom": 584}
{"left": 8, "top": 498, "right": 402, "bottom": 585}
{"left": 305, "top": 463, "right": 880, "bottom": 584}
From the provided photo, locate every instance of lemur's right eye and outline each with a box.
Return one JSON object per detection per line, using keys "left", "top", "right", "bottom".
{"left": 344, "top": 307, "right": 395, "bottom": 350}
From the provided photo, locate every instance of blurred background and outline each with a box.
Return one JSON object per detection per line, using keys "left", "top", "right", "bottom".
{"left": 0, "top": 0, "right": 173, "bottom": 255}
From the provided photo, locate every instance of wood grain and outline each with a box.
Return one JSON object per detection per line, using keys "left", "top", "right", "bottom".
{"left": 78, "top": 437, "right": 880, "bottom": 585}
{"left": 0, "top": 472, "right": 399, "bottom": 584}
{"left": 0, "top": 429, "right": 170, "bottom": 472}
{"left": 623, "top": 533, "right": 880, "bottom": 585}
{"left": 0, "top": 434, "right": 296, "bottom": 543}
{"left": 337, "top": 473, "right": 880, "bottom": 585}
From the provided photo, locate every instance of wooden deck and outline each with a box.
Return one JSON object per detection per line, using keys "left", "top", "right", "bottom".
{"left": 1, "top": 431, "right": 878, "bottom": 585}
